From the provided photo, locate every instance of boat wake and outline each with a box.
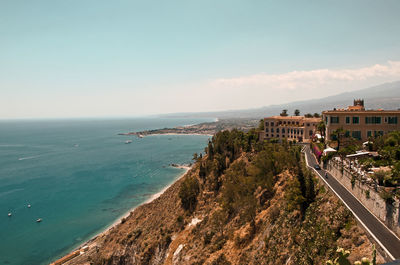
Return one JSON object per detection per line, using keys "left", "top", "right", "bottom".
{"left": 18, "top": 155, "right": 41, "bottom": 161}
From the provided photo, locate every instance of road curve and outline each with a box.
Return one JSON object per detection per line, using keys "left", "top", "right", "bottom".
{"left": 303, "top": 145, "right": 400, "bottom": 260}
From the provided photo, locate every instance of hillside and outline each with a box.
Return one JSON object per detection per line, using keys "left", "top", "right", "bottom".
{"left": 66, "top": 130, "right": 383, "bottom": 265}
{"left": 162, "top": 80, "right": 400, "bottom": 119}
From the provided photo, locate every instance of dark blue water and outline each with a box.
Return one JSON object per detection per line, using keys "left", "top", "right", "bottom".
{"left": 0, "top": 118, "right": 211, "bottom": 265}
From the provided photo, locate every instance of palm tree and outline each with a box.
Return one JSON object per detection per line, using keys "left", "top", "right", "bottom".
{"left": 294, "top": 109, "right": 300, "bottom": 116}
{"left": 317, "top": 120, "right": 326, "bottom": 137}
{"left": 331, "top": 127, "right": 347, "bottom": 151}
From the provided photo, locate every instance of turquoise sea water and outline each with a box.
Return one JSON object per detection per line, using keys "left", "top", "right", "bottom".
{"left": 0, "top": 118, "right": 212, "bottom": 265}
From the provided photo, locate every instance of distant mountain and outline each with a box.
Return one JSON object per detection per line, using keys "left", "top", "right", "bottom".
{"left": 162, "top": 80, "right": 400, "bottom": 119}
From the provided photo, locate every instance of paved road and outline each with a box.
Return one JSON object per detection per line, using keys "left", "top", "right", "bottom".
{"left": 303, "top": 145, "right": 400, "bottom": 260}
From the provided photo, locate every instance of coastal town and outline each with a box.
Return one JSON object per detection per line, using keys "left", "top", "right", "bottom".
{"left": 118, "top": 118, "right": 259, "bottom": 137}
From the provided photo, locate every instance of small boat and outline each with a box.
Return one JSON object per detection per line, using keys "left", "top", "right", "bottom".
{"left": 74, "top": 144, "right": 79, "bottom": 147}
{"left": 27, "top": 204, "right": 31, "bottom": 208}
{"left": 138, "top": 135, "right": 144, "bottom": 138}
{"left": 8, "top": 213, "right": 12, "bottom": 217}
{"left": 125, "top": 140, "right": 132, "bottom": 144}
{"left": 36, "top": 218, "right": 42, "bottom": 223}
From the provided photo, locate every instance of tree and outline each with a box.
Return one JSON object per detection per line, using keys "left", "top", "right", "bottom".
{"left": 258, "top": 119, "right": 264, "bottom": 130}
{"left": 313, "top": 113, "right": 321, "bottom": 118}
{"left": 317, "top": 120, "right": 326, "bottom": 138}
{"left": 305, "top": 113, "right": 313, "bottom": 118}
{"left": 179, "top": 176, "right": 200, "bottom": 212}
{"left": 199, "top": 162, "right": 206, "bottom": 179}
{"left": 207, "top": 140, "right": 214, "bottom": 160}
{"left": 294, "top": 109, "right": 300, "bottom": 116}
{"left": 280, "top": 109, "right": 288, "bottom": 116}
{"left": 331, "top": 127, "right": 347, "bottom": 151}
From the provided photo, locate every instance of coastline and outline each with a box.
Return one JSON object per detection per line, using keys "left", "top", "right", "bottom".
{"left": 119, "top": 132, "right": 214, "bottom": 137}
{"left": 51, "top": 166, "right": 192, "bottom": 265}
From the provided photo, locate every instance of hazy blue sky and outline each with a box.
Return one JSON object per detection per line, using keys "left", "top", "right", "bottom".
{"left": 1, "top": 0, "right": 400, "bottom": 118}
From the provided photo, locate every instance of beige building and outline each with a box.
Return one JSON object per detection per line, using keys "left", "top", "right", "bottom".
{"left": 322, "top": 100, "right": 400, "bottom": 142}
{"left": 260, "top": 115, "right": 321, "bottom": 142}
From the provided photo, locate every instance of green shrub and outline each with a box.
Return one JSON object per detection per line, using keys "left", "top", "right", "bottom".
{"left": 351, "top": 176, "right": 356, "bottom": 189}
{"left": 203, "top": 231, "right": 214, "bottom": 245}
{"left": 380, "top": 190, "right": 394, "bottom": 204}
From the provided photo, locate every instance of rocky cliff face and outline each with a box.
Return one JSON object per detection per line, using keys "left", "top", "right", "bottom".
{"left": 68, "top": 134, "right": 383, "bottom": 265}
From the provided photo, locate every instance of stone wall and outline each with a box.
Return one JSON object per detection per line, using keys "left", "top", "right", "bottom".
{"left": 326, "top": 160, "right": 400, "bottom": 237}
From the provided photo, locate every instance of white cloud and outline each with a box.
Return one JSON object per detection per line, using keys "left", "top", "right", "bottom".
{"left": 203, "top": 61, "right": 400, "bottom": 110}
{"left": 212, "top": 61, "right": 400, "bottom": 89}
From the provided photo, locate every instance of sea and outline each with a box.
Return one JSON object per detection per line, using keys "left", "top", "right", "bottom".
{"left": 0, "top": 117, "right": 212, "bottom": 265}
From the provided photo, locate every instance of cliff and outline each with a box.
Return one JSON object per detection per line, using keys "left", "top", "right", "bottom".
{"left": 67, "top": 130, "right": 383, "bottom": 265}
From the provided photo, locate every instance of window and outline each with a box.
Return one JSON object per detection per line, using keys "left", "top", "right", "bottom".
{"left": 309, "top": 130, "right": 313, "bottom": 136}
{"left": 266, "top": 134, "right": 269, "bottom": 137}
{"left": 345, "top": 131, "right": 350, "bottom": 137}
{"left": 367, "top": 131, "right": 372, "bottom": 137}
{"left": 352, "top": 116, "right": 359, "bottom": 124}
{"left": 282, "top": 128, "right": 285, "bottom": 133}
{"left": 325, "top": 116, "right": 328, "bottom": 124}
{"left": 351, "top": 131, "right": 361, "bottom": 140}
{"left": 271, "top": 128, "right": 274, "bottom": 133}
{"left": 330, "top": 116, "right": 339, "bottom": 124}
{"left": 265, "top": 122, "right": 269, "bottom": 126}
{"left": 306, "top": 123, "right": 310, "bottom": 126}
{"left": 296, "top": 122, "right": 299, "bottom": 125}
{"left": 265, "top": 128, "right": 269, "bottom": 132}
{"left": 276, "top": 128, "right": 280, "bottom": 133}
{"left": 346, "top": 117, "right": 350, "bottom": 124}
{"left": 388, "top": 117, "right": 398, "bottom": 124}
{"left": 365, "top": 117, "right": 381, "bottom": 124}
{"left": 271, "top": 122, "right": 274, "bottom": 126}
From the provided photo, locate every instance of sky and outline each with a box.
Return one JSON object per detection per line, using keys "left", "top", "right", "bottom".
{"left": 1, "top": 0, "right": 400, "bottom": 119}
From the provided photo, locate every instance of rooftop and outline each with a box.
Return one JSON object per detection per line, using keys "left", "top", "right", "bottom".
{"left": 266, "top": 116, "right": 321, "bottom": 122}
{"left": 322, "top": 99, "right": 400, "bottom": 114}
{"left": 322, "top": 109, "right": 400, "bottom": 114}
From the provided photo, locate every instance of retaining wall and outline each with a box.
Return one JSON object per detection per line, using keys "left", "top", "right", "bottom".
{"left": 326, "top": 160, "right": 400, "bottom": 237}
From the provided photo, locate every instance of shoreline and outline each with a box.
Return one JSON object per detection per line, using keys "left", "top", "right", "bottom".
{"left": 119, "top": 132, "right": 214, "bottom": 137}
{"left": 51, "top": 166, "right": 192, "bottom": 265}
